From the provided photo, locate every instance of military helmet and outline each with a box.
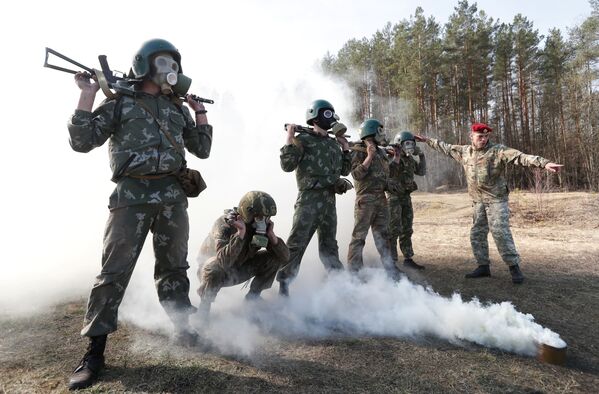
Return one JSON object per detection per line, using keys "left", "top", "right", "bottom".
{"left": 359, "top": 119, "right": 384, "bottom": 140}
{"left": 238, "top": 191, "right": 277, "bottom": 223}
{"left": 306, "top": 99, "right": 335, "bottom": 125}
{"left": 393, "top": 131, "right": 415, "bottom": 145}
{"left": 130, "top": 38, "right": 182, "bottom": 79}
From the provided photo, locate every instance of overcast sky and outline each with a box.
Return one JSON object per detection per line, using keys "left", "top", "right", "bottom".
{"left": 0, "top": 0, "right": 593, "bottom": 314}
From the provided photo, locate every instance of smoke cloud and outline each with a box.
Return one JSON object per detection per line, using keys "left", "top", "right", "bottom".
{"left": 121, "top": 267, "right": 565, "bottom": 358}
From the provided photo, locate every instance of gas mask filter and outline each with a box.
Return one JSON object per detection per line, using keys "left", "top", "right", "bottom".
{"left": 251, "top": 217, "right": 269, "bottom": 248}
{"left": 402, "top": 140, "right": 415, "bottom": 155}
{"left": 152, "top": 54, "right": 180, "bottom": 95}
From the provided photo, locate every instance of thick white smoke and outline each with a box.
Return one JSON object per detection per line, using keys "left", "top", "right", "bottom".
{"left": 121, "top": 267, "right": 565, "bottom": 358}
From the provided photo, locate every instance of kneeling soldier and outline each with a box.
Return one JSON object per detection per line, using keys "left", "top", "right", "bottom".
{"left": 197, "top": 191, "right": 289, "bottom": 317}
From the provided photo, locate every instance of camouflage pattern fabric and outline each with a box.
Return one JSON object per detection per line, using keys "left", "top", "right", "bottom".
{"left": 280, "top": 132, "right": 352, "bottom": 191}
{"left": 276, "top": 189, "right": 344, "bottom": 283}
{"left": 388, "top": 194, "right": 415, "bottom": 261}
{"left": 347, "top": 146, "right": 397, "bottom": 276}
{"left": 387, "top": 153, "right": 426, "bottom": 260}
{"left": 425, "top": 138, "right": 550, "bottom": 203}
{"left": 69, "top": 92, "right": 212, "bottom": 337}
{"left": 349, "top": 143, "right": 390, "bottom": 195}
{"left": 471, "top": 201, "right": 520, "bottom": 266}
{"left": 68, "top": 92, "right": 213, "bottom": 209}
{"left": 238, "top": 191, "right": 277, "bottom": 222}
{"left": 81, "top": 203, "right": 193, "bottom": 337}
{"left": 277, "top": 132, "right": 351, "bottom": 284}
{"left": 347, "top": 192, "right": 397, "bottom": 274}
{"left": 198, "top": 215, "right": 289, "bottom": 302}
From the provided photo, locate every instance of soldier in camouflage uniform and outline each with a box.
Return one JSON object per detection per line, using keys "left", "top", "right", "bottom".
{"left": 197, "top": 191, "right": 289, "bottom": 316}
{"left": 348, "top": 119, "right": 403, "bottom": 280}
{"left": 387, "top": 131, "right": 426, "bottom": 270}
{"left": 416, "top": 122, "right": 562, "bottom": 284}
{"left": 66, "top": 39, "right": 212, "bottom": 390}
{"left": 276, "top": 99, "right": 352, "bottom": 296}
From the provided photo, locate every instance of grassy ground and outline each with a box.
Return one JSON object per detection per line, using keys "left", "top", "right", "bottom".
{"left": 1, "top": 191, "right": 598, "bottom": 393}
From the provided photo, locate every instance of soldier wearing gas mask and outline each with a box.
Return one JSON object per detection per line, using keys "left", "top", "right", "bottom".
{"left": 348, "top": 119, "right": 403, "bottom": 280}
{"left": 197, "top": 191, "right": 289, "bottom": 317}
{"left": 387, "top": 131, "right": 426, "bottom": 270}
{"left": 66, "top": 39, "right": 212, "bottom": 390}
{"left": 277, "top": 100, "right": 352, "bottom": 297}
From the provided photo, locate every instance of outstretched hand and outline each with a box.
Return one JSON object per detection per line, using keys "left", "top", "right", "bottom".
{"left": 545, "top": 163, "right": 564, "bottom": 173}
{"left": 414, "top": 135, "right": 428, "bottom": 142}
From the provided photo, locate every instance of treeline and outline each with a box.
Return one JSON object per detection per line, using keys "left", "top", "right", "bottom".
{"left": 322, "top": 0, "right": 599, "bottom": 191}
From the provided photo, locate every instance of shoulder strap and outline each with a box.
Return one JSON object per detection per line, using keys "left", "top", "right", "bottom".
{"left": 135, "top": 99, "right": 185, "bottom": 157}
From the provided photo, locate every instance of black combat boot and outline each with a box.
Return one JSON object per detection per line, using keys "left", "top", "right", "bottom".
{"left": 509, "top": 265, "right": 525, "bottom": 284}
{"left": 279, "top": 281, "right": 289, "bottom": 297}
{"left": 465, "top": 265, "right": 491, "bottom": 278}
{"left": 68, "top": 335, "right": 107, "bottom": 390}
{"left": 403, "top": 258, "right": 425, "bottom": 270}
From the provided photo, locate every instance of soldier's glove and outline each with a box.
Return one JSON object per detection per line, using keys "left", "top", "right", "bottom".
{"left": 331, "top": 122, "right": 348, "bottom": 137}
{"left": 334, "top": 178, "right": 354, "bottom": 194}
{"left": 413, "top": 145, "right": 423, "bottom": 156}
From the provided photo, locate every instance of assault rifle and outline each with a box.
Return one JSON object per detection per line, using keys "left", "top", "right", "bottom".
{"left": 43, "top": 47, "right": 214, "bottom": 104}
{"left": 283, "top": 123, "right": 350, "bottom": 138}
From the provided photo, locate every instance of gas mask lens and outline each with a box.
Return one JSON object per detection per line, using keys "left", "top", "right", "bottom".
{"left": 322, "top": 109, "right": 334, "bottom": 119}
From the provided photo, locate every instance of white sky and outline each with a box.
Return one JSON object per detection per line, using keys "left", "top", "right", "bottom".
{"left": 0, "top": 0, "right": 592, "bottom": 314}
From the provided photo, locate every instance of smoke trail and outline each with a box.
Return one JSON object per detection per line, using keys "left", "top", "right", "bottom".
{"left": 121, "top": 266, "right": 565, "bottom": 357}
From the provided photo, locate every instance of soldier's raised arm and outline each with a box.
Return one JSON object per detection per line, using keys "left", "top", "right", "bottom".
{"left": 499, "top": 145, "right": 563, "bottom": 172}
{"left": 415, "top": 134, "right": 464, "bottom": 164}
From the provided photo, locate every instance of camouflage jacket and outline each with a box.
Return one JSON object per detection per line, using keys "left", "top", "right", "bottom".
{"left": 426, "top": 138, "right": 550, "bottom": 202}
{"left": 68, "top": 92, "right": 212, "bottom": 208}
{"left": 202, "top": 215, "right": 289, "bottom": 269}
{"left": 350, "top": 142, "right": 390, "bottom": 195}
{"left": 280, "top": 132, "right": 351, "bottom": 191}
{"left": 388, "top": 153, "right": 426, "bottom": 196}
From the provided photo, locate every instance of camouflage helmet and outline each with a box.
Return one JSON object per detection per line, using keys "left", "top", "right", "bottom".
{"left": 130, "top": 38, "right": 182, "bottom": 79}
{"left": 306, "top": 99, "right": 335, "bottom": 125}
{"left": 238, "top": 191, "right": 277, "bottom": 223}
{"left": 359, "top": 119, "right": 384, "bottom": 140}
{"left": 393, "top": 131, "right": 415, "bottom": 145}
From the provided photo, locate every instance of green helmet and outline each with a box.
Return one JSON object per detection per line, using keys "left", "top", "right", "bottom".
{"left": 237, "top": 191, "right": 277, "bottom": 223}
{"left": 130, "top": 38, "right": 182, "bottom": 79}
{"left": 306, "top": 99, "right": 335, "bottom": 125}
{"left": 393, "top": 131, "right": 415, "bottom": 145}
{"left": 359, "top": 119, "right": 384, "bottom": 140}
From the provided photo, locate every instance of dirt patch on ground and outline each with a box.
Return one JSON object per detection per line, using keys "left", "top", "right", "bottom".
{"left": 1, "top": 192, "right": 598, "bottom": 393}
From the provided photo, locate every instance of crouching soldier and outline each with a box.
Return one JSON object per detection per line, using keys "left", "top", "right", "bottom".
{"left": 197, "top": 191, "right": 289, "bottom": 317}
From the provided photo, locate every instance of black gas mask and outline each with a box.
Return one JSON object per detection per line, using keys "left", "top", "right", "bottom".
{"left": 313, "top": 108, "right": 339, "bottom": 131}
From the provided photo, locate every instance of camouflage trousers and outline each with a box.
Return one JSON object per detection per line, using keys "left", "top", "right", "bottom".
{"left": 276, "top": 188, "right": 344, "bottom": 284}
{"left": 388, "top": 193, "right": 414, "bottom": 261}
{"left": 347, "top": 192, "right": 396, "bottom": 273}
{"left": 81, "top": 203, "right": 193, "bottom": 337}
{"left": 198, "top": 250, "right": 284, "bottom": 302}
{"left": 471, "top": 201, "right": 521, "bottom": 267}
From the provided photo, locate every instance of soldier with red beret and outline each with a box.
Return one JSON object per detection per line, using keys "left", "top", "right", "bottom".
{"left": 415, "top": 123, "right": 562, "bottom": 284}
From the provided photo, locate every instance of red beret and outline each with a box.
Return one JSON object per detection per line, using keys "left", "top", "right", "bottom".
{"left": 471, "top": 122, "right": 493, "bottom": 133}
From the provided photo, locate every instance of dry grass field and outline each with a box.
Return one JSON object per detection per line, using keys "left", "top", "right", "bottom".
{"left": 1, "top": 191, "right": 598, "bottom": 393}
